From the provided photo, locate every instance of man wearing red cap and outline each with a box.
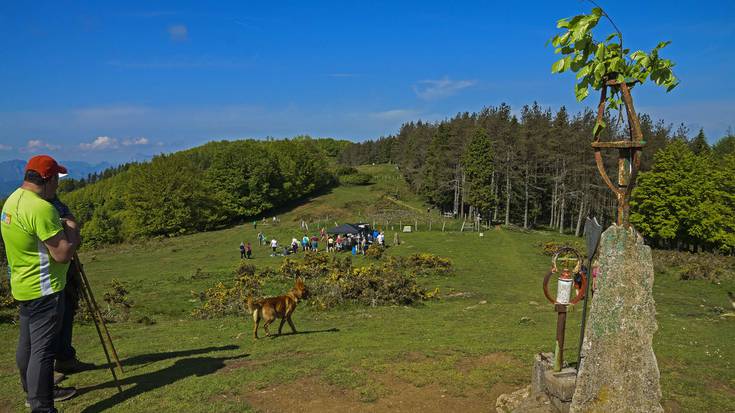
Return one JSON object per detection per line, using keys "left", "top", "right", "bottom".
{"left": 1, "top": 155, "right": 79, "bottom": 412}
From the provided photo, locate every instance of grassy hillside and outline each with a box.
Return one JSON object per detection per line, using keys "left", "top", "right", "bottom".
{"left": 0, "top": 165, "right": 732, "bottom": 412}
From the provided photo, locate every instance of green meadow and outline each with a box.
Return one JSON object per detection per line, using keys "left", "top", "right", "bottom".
{"left": 0, "top": 165, "right": 732, "bottom": 412}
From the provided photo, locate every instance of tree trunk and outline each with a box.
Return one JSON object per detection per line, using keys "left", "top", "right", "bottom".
{"left": 505, "top": 151, "right": 511, "bottom": 226}
{"left": 523, "top": 162, "right": 529, "bottom": 229}
{"left": 550, "top": 165, "right": 558, "bottom": 228}
{"left": 573, "top": 197, "right": 581, "bottom": 235}
{"left": 492, "top": 171, "right": 499, "bottom": 222}
{"left": 460, "top": 169, "right": 466, "bottom": 220}
{"left": 453, "top": 174, "right": 459, "bottom": 217}
{"left": 558, "top": 184, "right": 565, "bottom": 234}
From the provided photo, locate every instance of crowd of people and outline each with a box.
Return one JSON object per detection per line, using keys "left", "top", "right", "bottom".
{"left": 240, "top": 227, "right": 386, "bottom": 258}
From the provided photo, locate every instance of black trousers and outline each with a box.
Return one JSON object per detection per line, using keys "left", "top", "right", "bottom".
{"left": 17, "top": 292, "right": 64, "bottom": 413}
{"left": 57, "top": 264, "right": 80, "bottom": 362}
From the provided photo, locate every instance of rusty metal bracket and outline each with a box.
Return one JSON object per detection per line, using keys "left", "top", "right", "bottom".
{"left": 591, "top": 78, "right": 646, "bottom": 227}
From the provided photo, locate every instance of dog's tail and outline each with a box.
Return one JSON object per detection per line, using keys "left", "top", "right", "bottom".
{"left": 248, "top": 294, "right": 260, "bottom": 313}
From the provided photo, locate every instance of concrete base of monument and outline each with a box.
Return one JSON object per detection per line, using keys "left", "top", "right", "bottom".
{"left": 532, "top": 352, "right": 577, "bottom": 413}
{"left": 496, "top": 352, "right": 576, "bottom": 413}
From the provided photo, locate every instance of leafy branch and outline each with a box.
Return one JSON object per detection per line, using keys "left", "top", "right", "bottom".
{"left": 549, "top": 6, "right": 679, "bottom": 112}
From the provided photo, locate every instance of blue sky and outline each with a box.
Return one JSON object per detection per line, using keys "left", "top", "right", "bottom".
{"left": 1, "top": 0, "right": 733, "bottom": 163}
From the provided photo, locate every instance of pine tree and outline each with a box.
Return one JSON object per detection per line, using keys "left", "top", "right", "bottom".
{"left": 690, "top": 128, "right": 710, "bottom": 155}
{"left": 462, "top": 127, "right": 495, "bottom": 220}
{"left": 630, "top": 140, "right": 699, "bottom": 248}
{"left": 422, "top": 124, "right": 455, "bottom": 210}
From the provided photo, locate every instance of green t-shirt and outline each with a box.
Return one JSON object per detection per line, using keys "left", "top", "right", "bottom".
{"left": 1, "top": 188, "right": 69, "bottom": 301}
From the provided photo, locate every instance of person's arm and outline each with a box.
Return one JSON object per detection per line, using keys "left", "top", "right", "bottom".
{"left": 44, "top": 218, "right": 80, "bottom": 263}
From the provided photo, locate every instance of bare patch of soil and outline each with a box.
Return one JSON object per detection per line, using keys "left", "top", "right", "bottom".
{"left": 0, "top": 399, "right": 15, "bottom": 413}
{"left": 244, "top": 373, "right": 501, "bottom": 413}
{"left": 488, "top": 382, "right": 519, "bottom": 405}
{"left": 455, "top": 352, "right": 518, "bottom": 374}
{"left": 220, "top": 358, "right": 263, "bottom": 373}
{"left": 662, "top": 399, "right": 682, "bottom": 413}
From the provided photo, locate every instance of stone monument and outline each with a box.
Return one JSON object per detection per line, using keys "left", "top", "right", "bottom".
{"left": 569, "top": 225, "right": 662, "bottom": 412}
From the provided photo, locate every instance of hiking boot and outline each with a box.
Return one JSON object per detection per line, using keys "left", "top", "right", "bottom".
{"left": 25, "top": 386, "right": 77, "bottom": 407}
{"left": 55, "top": 357, "right": 95, "bottom": 374}
{"left": 54, "top": 371, "right": 66, "bottom": 385}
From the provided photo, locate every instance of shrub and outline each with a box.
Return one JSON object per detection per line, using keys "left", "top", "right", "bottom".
{"left": 280, "top": 253, "right": 334, "bottom": 280}
{"left": 404, "top": 253, "right": 453, "bottom": 276}
{"left": 365, "top": 244, "right": 385, "bottom": 260}
{"left": 335, "top": 165, "right": 359, "bottom": 176}
{"left": 309, "top": 262, "right": 428, "bottom": 309}
{"left": 537, "top": 240, "right": 585, "bottom": 256}
{"left": 191, "top": 272, "right": 263, "bottom": 319}
{"left": 193, "top": 251, "right": 452, "bottom": 316}
{"left": 339, "top": 172, "right": 372, "bottom": 185}
{"left": 77, "top": 279, "right": 133, "bottom": 323}
{"left": 652, "top": 250, "right": 735, "bottom": 283}
{"left": 0, "top": 276, "right": 14, "bottom": 310}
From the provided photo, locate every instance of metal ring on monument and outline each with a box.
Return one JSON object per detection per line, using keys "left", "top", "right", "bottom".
{"left": 569, "top": 269, "right": 588, "bottom": 305}
{"left": 543, "top": 247, "right": 584, "bottom": 305}
{"left": 551, "top": 247, "right": 582, "bottom": 274}
{"left": 542, "top": 270, "right": 557, "bottom": 304}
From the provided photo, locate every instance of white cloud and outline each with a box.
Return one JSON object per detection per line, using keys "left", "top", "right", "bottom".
{"left": 22, "top": 139, "right": 60, "bottom": 152}
{"left": 0, "top": 144, "right": 12, "bottom": 150}
{"left": 73, "top": 105, "right": 149, "bottom": 121}
{"left": 413, "top": 77, "right": 477, "bottom": 100}
{"left": 80, "top": 136, "right": 119, "bottom": 150}
{"left": 168, "top": 24, "right": 188, "bottom": 41}
{"left": 122, "top": 137, "right": 149, "bottom": 146}
{"left": 369, "top": 109, "right": 420, "bottom": 121}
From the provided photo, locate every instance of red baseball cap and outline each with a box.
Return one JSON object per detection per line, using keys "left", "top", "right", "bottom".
{"left": 25, "top": 155, "right": 68, "bottom": 179}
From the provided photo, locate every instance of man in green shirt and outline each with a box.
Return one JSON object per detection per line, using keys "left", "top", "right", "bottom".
{"left": 1, "top": 155, "right": 80, "bottom": 413}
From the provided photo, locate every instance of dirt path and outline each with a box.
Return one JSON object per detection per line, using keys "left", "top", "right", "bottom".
{"left": 244, "top": 374, "right": 501, "bottom": 413}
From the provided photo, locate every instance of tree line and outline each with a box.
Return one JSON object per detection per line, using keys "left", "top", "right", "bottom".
{"left": 338, "top": 103, "right": 735, "bottom": 253}
{"left": 57, "top": 137, "right": 337, "bottom": 247}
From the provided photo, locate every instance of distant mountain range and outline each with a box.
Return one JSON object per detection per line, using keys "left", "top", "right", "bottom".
{"left": 0, "top": 159, "right": 113, "bottom": 197}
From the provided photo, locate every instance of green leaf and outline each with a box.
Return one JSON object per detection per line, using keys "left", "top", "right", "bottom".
{"left": 630, "top": 50, "right": 647, "bottom": 61}
{"left": 591, "top": 7, "right": 603, "bottom": 17}
{"left": 595, "top": 43, "right": 605, "bottom": 60}
{"left": 592, "top": 119, "right": 606, "bottom": 136}
{"left": 556, "top": 18, "right": 570, "bottom": 29}
{"left": 563, "top": 56, "right": 572, "bottom": 71}
{"left": 656, "top": 40, "right": 672, "bottom": 49}
{"left": 575, "top": 64, "right": 591, "bottom": 79}
{"left": 605, "top": 32, "right": 619, "bottom": 43}
{"left": 594, "top": 62, "right": 606, "bottom": 78}
{"left": 575, "top": 82, "right": 589, "bottom": 101}
{"left": 551, "top": 59, "right": 566, "bottom": 73}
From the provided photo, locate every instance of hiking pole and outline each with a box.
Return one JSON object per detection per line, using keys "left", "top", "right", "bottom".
{"left": 73, "top": 256, "right": 123, "bottom": 393}
{"left": 73, "top": 253, "right": 124, "bottom": 373}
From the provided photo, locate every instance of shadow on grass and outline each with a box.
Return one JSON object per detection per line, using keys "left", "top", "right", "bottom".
{"left": 90, "top": 344, "right": 240, "bottom": 372}
{"left": 268, "top": 327, "right": 339, "bottom": 339}
{"left": 79, "top": 352, "right": 249, "bottom": 413}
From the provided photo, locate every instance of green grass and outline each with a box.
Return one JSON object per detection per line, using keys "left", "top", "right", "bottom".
{"left": 0, "top": 165, "right": 732, "bottom": 412}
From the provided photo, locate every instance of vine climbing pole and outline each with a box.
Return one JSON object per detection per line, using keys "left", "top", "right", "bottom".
{"left": 591, "top": 77, "right": 644, "bottom": 226}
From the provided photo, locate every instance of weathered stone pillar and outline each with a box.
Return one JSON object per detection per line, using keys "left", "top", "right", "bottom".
{"left": 570, "top": 225, "right": 663, "bottom": 413}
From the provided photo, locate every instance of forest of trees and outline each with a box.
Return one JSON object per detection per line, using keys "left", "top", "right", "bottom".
{"left": 339, "top": 103, "right": 735, "bottom": 253}
{"left": 56, "top": 137, "right": 338, "bottom": 247}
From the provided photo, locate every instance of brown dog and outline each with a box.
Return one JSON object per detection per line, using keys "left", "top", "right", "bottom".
{"left": 247, "top": 278, "right": 308, "bottom": 339}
